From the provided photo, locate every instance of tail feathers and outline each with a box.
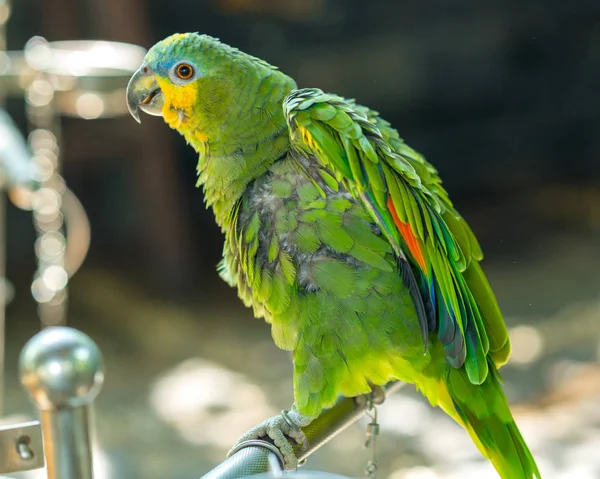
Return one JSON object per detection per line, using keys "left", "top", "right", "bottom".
{"left": 441, "top": 365, "right": 541, "bottom": 479}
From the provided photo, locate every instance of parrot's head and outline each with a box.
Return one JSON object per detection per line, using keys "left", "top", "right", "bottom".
{"left": 127, "top": 32, "right": 296, "bottom": 142}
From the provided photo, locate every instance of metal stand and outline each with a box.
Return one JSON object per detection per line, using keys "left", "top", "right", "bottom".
{"left": 0, "top": 324, "right": 396, "bottom": 478}
{"left": 3, "top": 36, "right": 145, "bottom": 327}
{"left": 20, "top": 326, "right": 104, "bottom": 479}
{"left": 0, "top": 326, "right": 103, "bottom": 477}
{"left": 0, "top": 4, "right": 147, "bottom": 477}
{"left": 0, "top": 0, "right": 143, "bottom": 453}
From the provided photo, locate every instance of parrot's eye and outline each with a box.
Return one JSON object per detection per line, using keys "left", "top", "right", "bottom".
{"left": 176, "top": 63, "right": 194, "bottom": 80}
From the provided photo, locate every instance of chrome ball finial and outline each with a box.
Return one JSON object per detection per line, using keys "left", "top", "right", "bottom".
{"left": 19, "top": 326, "right": 104, "bottom": 410}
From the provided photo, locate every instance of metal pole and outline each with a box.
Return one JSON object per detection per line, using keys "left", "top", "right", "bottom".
{"left": 18, "top": 326, "right": 104, "bottom": 479}
{"left": 39, "top": 407, "right": 93, "bottom": 477}
{"left": 0, "top": 193, "right": 5, "bottom": 420}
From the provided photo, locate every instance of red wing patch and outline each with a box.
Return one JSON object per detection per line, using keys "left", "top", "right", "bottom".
{"left": 387, "top": 196, "right": 427, "bottom": 271}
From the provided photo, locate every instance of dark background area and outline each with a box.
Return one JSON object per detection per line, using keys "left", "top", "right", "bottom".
{"left": 2, "top": 1, "right": 600, "bottom": 478}
{"left": 6, "top": 0, "right": 600, "bottom": 294}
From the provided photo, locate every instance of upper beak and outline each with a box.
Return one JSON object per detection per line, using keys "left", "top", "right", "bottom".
{"left": 126, "top": 64, "right": 164, "bottom": 123}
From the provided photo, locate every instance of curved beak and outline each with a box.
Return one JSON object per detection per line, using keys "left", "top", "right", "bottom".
{"left": 126, "top": 64, "right": 164, "bottom": 123}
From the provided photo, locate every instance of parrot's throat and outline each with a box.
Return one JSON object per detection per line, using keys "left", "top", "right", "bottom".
{"left": 191, "top": 73, "right": 296, "bottom": 230}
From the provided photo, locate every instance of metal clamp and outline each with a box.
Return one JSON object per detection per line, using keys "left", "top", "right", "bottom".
{"left": 0, "top": 420, "right": 44, "bottom": 474}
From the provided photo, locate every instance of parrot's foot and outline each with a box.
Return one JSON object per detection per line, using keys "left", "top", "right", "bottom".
{"left": 357, "top": 383, "right": 387, "bottom": 409}
{"left": 368, "top": 384, "right": 386, "bottom": 406}
{"left": 228, "top": 407, "right": 313, "bottom": 470}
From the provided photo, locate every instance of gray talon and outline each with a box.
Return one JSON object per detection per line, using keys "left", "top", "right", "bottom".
{"left": 229, "top": 409, "right": 313, "bottom": 470}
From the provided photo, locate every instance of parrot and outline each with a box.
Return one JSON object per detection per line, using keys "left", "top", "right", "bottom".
{"left": 126, "top": 32, "right": 541, "bottom": 478}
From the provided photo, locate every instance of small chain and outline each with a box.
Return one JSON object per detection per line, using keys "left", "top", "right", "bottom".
{"left": 363, "top": 396, "right": 380, "bottom": 479}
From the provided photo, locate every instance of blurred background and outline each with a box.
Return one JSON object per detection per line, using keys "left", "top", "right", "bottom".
{"left": 1, "top": 0, "right": 600, "bottom": 478}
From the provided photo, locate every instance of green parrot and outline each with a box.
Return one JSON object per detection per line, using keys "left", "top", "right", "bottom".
{"left": 127, "top": 33, "right": 540, "bottom": 478}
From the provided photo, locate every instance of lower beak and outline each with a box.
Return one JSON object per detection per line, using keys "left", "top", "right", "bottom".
{"left": 126, "top": 64, "right": 164, "bottom": 123}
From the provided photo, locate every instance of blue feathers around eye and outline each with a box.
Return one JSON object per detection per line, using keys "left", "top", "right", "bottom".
{"left": 145, "top": 57, "right": 200, "bottom": 81}
{"left": 154, "top": 60, "right": 174, "bottom": 76}
{"left": 145, "top": 45, "right": 184, "bottom": 75}
{"left": 145, "top": 58, "right": 179, "bottom": 77}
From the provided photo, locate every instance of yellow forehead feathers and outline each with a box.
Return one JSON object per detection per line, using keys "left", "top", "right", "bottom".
{"left": 163, "top": 33, "right": 189, "bottom": 46}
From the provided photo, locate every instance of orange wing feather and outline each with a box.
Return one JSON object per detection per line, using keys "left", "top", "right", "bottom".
{"left": 387, "top": 196, "right": 427, "bottom": 271}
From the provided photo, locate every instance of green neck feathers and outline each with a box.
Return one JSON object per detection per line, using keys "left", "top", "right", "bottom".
{"left": 184, "top": 61, "right": 296, "bottom": 229}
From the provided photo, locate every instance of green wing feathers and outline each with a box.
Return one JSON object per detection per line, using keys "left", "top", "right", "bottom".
{"left": 283, "top": 88, "right": 537, "bottom": 478}
{"left": 283, "top": 88, "right": 510, "bottom": 383}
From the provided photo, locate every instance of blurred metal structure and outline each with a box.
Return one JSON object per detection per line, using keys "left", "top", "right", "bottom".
{"left": 20, "top": 326, "right": 104, "bottom": 479}
{"left": 0, "top": 109, "right": 38, "bottom": 418}
{"left": 0, "top": 3, "right": 147, "bottom": 328}
{"left": 0, "top": 0, "right": 10, "bottom": 420}
{"left": 3, "top": 323, "right": 394, "bottom": 478}
{"left": 0, "top": 2, "right": 144, "bottom": 415}
{"left": 0, "top": 6, "right": 147, "bottom": 478}
{"left": 0, "top": 323, "right": 399, "bottom": 478}
{"left": 3, "top": 36, "right": 145, "bottom": 326}
{"left": 0, "top": 326, "right": 103, "bottom": 477}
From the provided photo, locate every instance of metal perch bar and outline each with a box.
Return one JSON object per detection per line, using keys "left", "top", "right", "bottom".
{"left": 201, "top": 381, "right": 404, "bottom": 479}
{"left": 200, "top": 445, "right": 284, "bottom": 479}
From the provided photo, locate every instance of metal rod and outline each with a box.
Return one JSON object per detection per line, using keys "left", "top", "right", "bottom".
{"left": 18, "top": 326, "right": 104, "bottom": 479}
{"left": 201, "top": 446, "right": 282, "bottom": 479}
{"left": 39, "top": 407, "right": 93, "bottom": 477}
{"left": 297, "top": 382, "right": 403, "bottom": 462}
{"left": 202, "top": 381, "right": 404, "bottom": 479}
{"left": 0, "top": 193, "right": 5, "bottom": 419}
